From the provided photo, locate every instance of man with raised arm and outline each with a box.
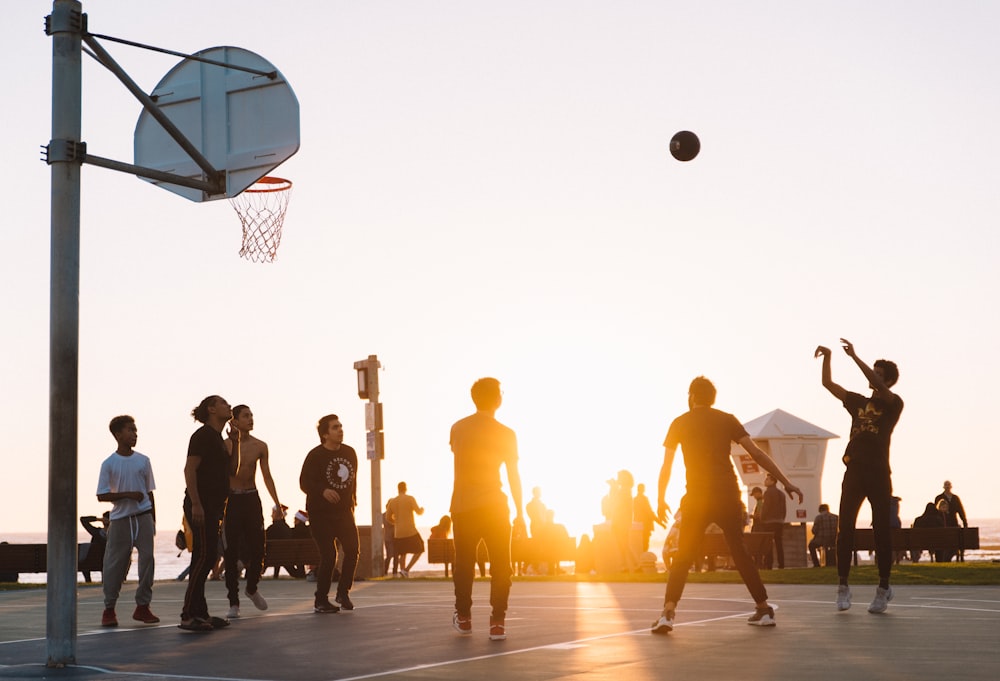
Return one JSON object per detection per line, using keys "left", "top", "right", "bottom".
{"left": 651, "top": 376, "right": 803, "bottom": 634}
{"left": 815, "top": 338, "right": 903, "bottom": 614}
{"left": 222, "top": 404, "right": 282, "bottom": 618}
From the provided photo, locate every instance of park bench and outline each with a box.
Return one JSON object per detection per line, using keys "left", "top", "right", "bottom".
{"left": 699, "top": 531, "right": 773, "bottom": 564}
{"left": 851, "top": 526, "right": 979, "bottom": 564}
{"left": 0, "top": 542, "right": 106, "bottom": 582}
{"left": 427, "top": 536, "right": 578, "bottom": 576}
{"left": 262, "top": 538, "right": 319, "bottom": 577}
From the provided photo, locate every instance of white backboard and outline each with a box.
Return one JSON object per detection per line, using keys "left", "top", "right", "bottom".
{"left": 134, "top": 46, "right": 300, "bottom": 202}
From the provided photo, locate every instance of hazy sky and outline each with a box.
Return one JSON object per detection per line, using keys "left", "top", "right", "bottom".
{"left": 4, "top": 2, "right": 999, "bottom": 540}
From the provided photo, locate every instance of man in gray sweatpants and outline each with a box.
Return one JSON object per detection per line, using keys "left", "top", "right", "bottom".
{"left": 97, "top": 415, "right": 159, "bottom": 627}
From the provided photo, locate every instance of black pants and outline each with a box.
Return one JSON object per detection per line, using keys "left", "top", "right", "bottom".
{"left": 309, "top": 513, "right": 359, "bottom": 602}
{"left": 452, "top": 504, "right": 512, "bottom": 620}
{"left": 224, "top": 491, "right": 265, "bottom": 605}
{"left": 664, "top": 493, "right": 767, "bottom": 606}
{"left": 837, "top": 464, "right": 892, "bottom": 581}
{"left": 182, "top": 495, "right": 223, "bottom": 621}
{"left": 758, "top": 522, "right": 785, "bottom": 569}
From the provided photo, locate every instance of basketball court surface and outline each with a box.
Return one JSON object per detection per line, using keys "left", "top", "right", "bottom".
{"left": 1, "top": 578, "right": 997, "bottom": 680}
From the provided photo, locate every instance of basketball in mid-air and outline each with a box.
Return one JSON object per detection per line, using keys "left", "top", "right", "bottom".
{"left": 670, "top": 130, "right": 700, "bottom": 162}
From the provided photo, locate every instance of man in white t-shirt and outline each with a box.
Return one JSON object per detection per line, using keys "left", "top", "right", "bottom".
{"left": 96, "top": 415, "right": 158, "bottom": 627}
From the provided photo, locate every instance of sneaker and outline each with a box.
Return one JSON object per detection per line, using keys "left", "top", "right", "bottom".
{"left": 132, "top": 605, "right": 160, "bottom": 624}
{"left": 747, "top": 606, "right": 776, "bottom": 626}
{"left": 101, "top": 608, "right": 118, "bottom": 627}
{"left": 452, "top": 612, "right": 472, "bottom": 635}
{"left": 247, "top": 589, "right": 268, "bottom": 611}
{"left": 226, "top": 604, "right": 241, "bottom": 619}
{"left": 400, "top": 569, "right": 409, "bottom": 578}
{"left": 314, "top": 600, "right": 340, "bottom": 614}
{"left": 334, "top": 593, "right": 355, "bottom": 611}
{"left": 489, "top": 620, "right": 506, "bottom": 641}
{"left": 651, "top": 610, "right": 674, "bottom": 635}
{"left": 836, "top": 584, "right": 852, "bottom": 611}
{"left": 868, "top": 586, "right": 894, "bottom": 614}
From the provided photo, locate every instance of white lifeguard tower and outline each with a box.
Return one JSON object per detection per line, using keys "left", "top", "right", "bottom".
{"left": 731, "top": 409, "right": 839, "bottom": 567}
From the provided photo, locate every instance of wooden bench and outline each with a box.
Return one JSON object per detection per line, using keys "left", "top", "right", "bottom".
{"left": 427, "top": 537, "right": 456, "bottom": 576}
{"left": 0, "top": 542, "right": 106, "bottom": 582}
{"left": 851, "top": 527, "right": 979, "bottom": 563}
{"left": 262, "top": 538, "right": 320, "bottom": 577}
{"left": 427, "top": 536, "right": 578, "bottom": 576}
{"left": 700, "top": 532, "right": 773, "bottom": 561}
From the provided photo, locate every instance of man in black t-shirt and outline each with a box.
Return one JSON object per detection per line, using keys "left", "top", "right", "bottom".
{"left": 299, "top": 414, "right": 360, "bottom": 613}
{"left": 180, "top": 395, "right": 233, "bottom": 631}
{"left": 816, "top": 338, "right": 903, "bottom": 615}
{"left": 651, "top": 376, "right": 802, "bottom": 634}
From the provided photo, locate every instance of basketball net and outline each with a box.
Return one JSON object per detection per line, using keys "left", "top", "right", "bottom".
{"left": 229, "top": 176, "right": 292, "bottom": 263}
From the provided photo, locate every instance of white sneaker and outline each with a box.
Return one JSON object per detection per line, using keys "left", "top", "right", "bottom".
{"left": 226, "top": 605, "right": 240, "bottom": 619}
{"left": 836, "top": 585, "right": 852, "bottom": 611}
{"left": 247, "top": 589, "right": 268, "bottom": 611}
{"left": 868, "top": 586, "right": 893, "bottom": 614}
{"left": 651, "top": 610, "right": 674, "bottom": 635}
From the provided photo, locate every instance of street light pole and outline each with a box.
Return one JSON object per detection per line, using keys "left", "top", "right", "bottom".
{"left": 354, "top": 355, "right": 385, "bottom": 577}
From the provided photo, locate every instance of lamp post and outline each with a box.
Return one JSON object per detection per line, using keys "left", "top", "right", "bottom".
{"left": 354, "top": 355, "right": 385, "bottom": 577}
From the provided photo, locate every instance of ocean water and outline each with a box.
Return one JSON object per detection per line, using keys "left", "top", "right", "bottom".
{"left": 4, "top": 519, "right": 998, "bottom": 585}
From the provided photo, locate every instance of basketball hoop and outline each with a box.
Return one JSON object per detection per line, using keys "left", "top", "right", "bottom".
{"left": 229, "top": 177, "right": 292, "bottom": 263}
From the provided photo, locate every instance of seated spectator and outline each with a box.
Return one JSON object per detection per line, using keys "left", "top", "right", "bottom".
{"left": 934, "top": 498, "right": 956, "bottom": 562}
{"left": 911, "top": 502, "right": 945, "bottom": 562}
{"left": 808, "top": 504, "right": 838, "bottom": 567}
{"left": 430, "top": 515, "right": 452, "bottom": 539}
{"left": 265, "top": 504, "right": 305, "bottom": 578}
{"left": 79, "top": 512, "right": 110, "bottom": 582}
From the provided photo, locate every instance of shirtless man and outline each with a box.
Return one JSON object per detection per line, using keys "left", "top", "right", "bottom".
{"left": 223, "top": 404, "right": 282, "bottom": 618}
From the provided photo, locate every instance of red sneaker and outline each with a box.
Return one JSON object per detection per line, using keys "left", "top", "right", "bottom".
{"left": 452, "top": 612, "right": 472, "bottom": 635}
{"left": 132, "top": 604, "right": 160, "bottom": 624}
{"left": 101, "top": 608, "right": 118, "bottom": 627}
{"left": 489, "top": 619, "right": 506, "bottom": 641}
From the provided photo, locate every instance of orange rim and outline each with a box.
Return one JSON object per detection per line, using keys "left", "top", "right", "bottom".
{"left": 242, "top": 177, "right": 292, "bottom": 193}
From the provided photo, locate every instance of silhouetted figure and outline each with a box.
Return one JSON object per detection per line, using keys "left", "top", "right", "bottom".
{"left": 759, "top": 474, "right": 787, "bottom": 569}
{"left": 387, "top": 481, "right": 425, "bottom": 577}
{"left": 609, "top": 470, "right": 639, "bottom": 572}
{"left": 808, "top": 504, "right": 838, "bottom": 567}
{"left": 633, "top": 483, "right": 664, "bottom": 553}
{"left": 816, "top": 339, "right": 903, "bottom": 614}
{"left": 181, "top": 395, "right": 234, "bottom": 631}
{"left": 449, "top": 377, "right": 524, "bottom": 641}
{"left": 266, "top": 504, "right": 305, "bottom": 578}
{"left": 79, "top": 512, "right": 109, "bottom": 582}
{"left": 934, "top": 480, "right": 968, "bottom": 528}
{"left": 651, "top": 376, "right": 803, "bottom": 634}
{"left": 911, "top": 501, "right": 945, "bottom": 563}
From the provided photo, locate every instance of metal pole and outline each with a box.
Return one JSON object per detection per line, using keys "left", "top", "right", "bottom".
{"left": 367, "top": 356, "right": 385, "bottom": 578}
{"left": 47, "top": 0, "right": 82, "bottom": 666}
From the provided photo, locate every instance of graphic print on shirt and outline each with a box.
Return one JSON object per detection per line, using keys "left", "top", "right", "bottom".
{"left": 324, "top": 457, "right": 355, "bottom": 491}
{"left": 850, "top": 401, "right": 884, "bottom": 438}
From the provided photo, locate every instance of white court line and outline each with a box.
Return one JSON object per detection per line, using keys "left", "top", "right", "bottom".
{"left": 329, "top": 611, "right": 754, "bottom": 681}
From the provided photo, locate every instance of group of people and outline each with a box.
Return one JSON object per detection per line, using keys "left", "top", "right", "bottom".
{"left": 88, "top": 338, "right": 944, "bottom": 640}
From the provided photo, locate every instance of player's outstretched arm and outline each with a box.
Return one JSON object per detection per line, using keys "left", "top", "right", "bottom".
{"left": 840, "top": 338, "right": 895, "bottom": 397}
{"left": 815, "top": 345, "right": 846, "bottom": 401}
{"left": 739, "top": 436, "right": 804, "bottom": 504}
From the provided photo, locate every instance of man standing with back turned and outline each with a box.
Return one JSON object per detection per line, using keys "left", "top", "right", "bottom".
{"left": 449, "top": 377, "right": 524, "bottom": 641}
{"left": 651, "top": 376, "right": 802, "bottom": 634}
{"left": 816, "top": 338, "right": 902, "bottom": 614}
